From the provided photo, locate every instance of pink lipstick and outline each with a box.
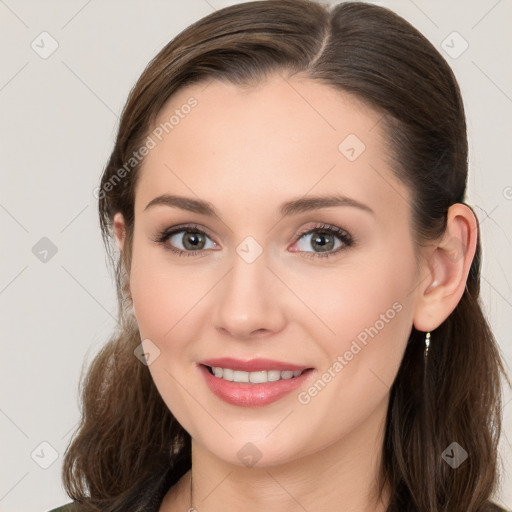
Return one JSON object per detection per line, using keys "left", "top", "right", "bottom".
{"left": 197, "top": 357, "right": 315, "bottom": 407}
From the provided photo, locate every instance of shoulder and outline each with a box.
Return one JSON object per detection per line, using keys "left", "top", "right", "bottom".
{"left": 46, "top": 498, "right": 510, "bottom": 512}
{"left": 46, "top": 503, "right": 80, "bottom": 512}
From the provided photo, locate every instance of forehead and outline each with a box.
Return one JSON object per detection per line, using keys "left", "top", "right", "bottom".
{"left": 135, "top": 74, "right": 410, "bottom": 222}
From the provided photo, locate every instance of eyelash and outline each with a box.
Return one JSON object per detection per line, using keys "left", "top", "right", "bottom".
{"left": 153, "top": 222, "right": 354, "bottom": 260}
{"left": 293, "top": 223, "right": 353, "bottom": 260}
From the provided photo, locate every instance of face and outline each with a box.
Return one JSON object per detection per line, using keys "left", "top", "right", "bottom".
{"left": 123, "top": 73, "right": 423, "bottom": 467}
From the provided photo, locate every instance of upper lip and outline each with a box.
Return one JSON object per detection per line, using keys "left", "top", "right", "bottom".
{"left": 199, "top": 357, "right": 312, "bottom": 372}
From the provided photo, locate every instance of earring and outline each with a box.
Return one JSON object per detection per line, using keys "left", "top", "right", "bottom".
{"left": 424, "top": 331, "right": 431, "bottom": 358}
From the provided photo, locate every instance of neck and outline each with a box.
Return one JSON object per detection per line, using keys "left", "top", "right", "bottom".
{"left": 180, "top": 397, "right": 391, "bottom": 512}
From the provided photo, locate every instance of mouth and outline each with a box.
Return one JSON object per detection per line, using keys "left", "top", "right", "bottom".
{"left": 202, "top": 364, "right": 307, "bottom": 383}
{"left": 197, "top": 358, "right": 316, "bottom": 407}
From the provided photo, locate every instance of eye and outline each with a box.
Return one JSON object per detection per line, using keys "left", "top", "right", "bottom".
{"left": 154, "top": 224, "right": 218, "bottom": 257}
{"left": 290, "top": 223, "right": 353, "bottom": 259}
{"left": 154, "top": 222, "right": 354, "bottom": 259}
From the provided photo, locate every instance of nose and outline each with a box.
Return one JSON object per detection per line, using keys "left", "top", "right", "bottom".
{"left": 212, "top": 248, "right": 287, "bottom": 340}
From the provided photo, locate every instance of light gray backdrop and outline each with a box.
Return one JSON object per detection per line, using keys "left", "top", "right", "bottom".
{"left": 0, "top": 0, "right": 511, "bottom": 510}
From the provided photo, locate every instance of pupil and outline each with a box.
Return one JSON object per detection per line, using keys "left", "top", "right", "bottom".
{"left": 312, "top": 233, "right": 333, "bottom": 252}
{"left": 184, "top": 232, "right": 205, "bottom": 250}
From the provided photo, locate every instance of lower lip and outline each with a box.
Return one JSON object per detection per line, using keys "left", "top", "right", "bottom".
{"left": 198, "top": 364, "right": 315, "bottom": 407}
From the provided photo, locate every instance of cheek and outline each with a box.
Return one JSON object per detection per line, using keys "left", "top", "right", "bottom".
{"left": 296, "top": 243, "right": 417, "bottom": 374}
{"left": 290, "top": 250, "right": 416, "bottom": 444}
{"left": 129, "top": 241, "right": 207, "bottom": 340}
{"left": 128, "top": 243, "right": 209, "bottom": 434}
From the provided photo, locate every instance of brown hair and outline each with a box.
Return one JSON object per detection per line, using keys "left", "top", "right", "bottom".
{"left": 62, "top": 1, "right": 509, "bottom": 510}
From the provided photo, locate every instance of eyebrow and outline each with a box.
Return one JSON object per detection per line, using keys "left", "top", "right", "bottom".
{"left": 143, "top": 193, "right": 375, "bottom": 217}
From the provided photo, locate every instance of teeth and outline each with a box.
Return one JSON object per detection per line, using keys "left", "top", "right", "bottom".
{"left": 233, "top": 370, "right": 249, "bottom": 383}
{"left": 267, "top": 370, "right": 281, "bottom": 382}
{"left": 209, "top": 366, "right": 305, "bottom": 383}
{"left": 249, "top": 371, "right": 268, "bottom": 384}
{"left": 222, "top": 368, "right": 234, "bottom": 381}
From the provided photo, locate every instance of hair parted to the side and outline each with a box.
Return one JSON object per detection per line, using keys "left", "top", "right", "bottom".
{"left": 61, "top": 1, "right": 509, "bottom": 511}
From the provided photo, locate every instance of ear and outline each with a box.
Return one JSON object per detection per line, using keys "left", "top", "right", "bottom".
{"left": 413, "top": 203, "right": 478, "bottom": 332}
{"left": 113, "top": 212, "right": 135, "bottom": 314}
{"left": 113, "top": 212, "right": 126, "bottom": 252}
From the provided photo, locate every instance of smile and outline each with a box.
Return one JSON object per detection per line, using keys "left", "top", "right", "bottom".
{"left": 207, "top": 366, "right": 304, "bottom": 383}
{"left": 197, "top": 358, "right": 316, "bottom": 407}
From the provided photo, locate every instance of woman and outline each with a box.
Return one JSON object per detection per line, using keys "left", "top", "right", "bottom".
{"left": 49, "top": 1, "right": 510, "bottom": 510}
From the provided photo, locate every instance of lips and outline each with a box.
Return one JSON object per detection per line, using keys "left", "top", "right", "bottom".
{"left": 197, "top": 357, "right": 315, "bottom": 407}
{"left": 199, "top": 357, "right": 311, "bottom": 372}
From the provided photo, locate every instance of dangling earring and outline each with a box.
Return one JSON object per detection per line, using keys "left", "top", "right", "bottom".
{"left": 424, "top": 331, "right": 431, "bottom": 358}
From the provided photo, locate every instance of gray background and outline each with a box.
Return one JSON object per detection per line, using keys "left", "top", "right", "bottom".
{"left": 0, "top": 0, "right": 511, "bottom": 510}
